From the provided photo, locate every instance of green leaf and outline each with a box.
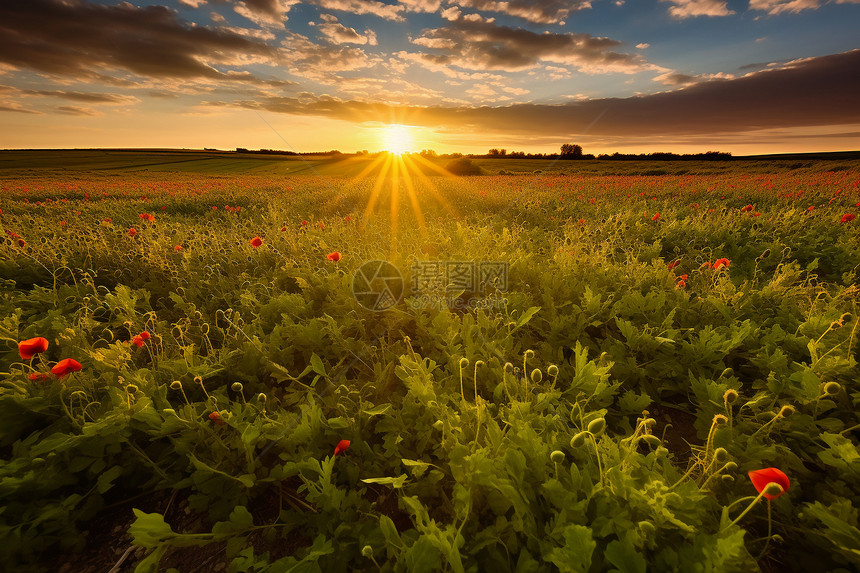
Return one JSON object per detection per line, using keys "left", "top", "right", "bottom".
{"left": 97, "top": 465, "right": 124, "bottom": 494}
{"left": 605, "top": 538, "right": 646, "bottom": 573}
{"left": 362, "top": 475, "right": 409, "bottom": 488}
{"left": 310, "top": 353, "right": 326, "bottom": 377}
{"left": 129, "top": 509, "right": 175, "bottom": 549}
{"left": 515, "top": 306, "right": 541, "bottom": 329}
{"left": 362, "top": 403, "right": 391, "bottom": 416}
{"left": 544, "top": 524, "right": 595, "bottom": 573}
{"left": 379, "top": 515, "right": 402, "bottom": 547}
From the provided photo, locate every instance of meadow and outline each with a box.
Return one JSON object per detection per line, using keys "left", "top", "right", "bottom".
{"left": 1, "top": 151, "right": 860, "bottom": 572}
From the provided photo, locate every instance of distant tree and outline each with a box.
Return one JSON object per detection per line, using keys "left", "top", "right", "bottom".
{"left": 488, "top": 148, "right": 507, "bottom": 157}
{"left": 420, "top": 149, "right": 438, "bottom": 158}
{"left": 445, "top": 157, "right": 483, "bottom": 176}
{"left": 560, "top": 143, "right": 583, "bottom": 159}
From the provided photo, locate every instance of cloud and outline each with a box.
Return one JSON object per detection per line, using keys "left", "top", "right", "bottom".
{"left": 206, "top": 50, "right": 860, "bottom": 139}
{"left": 312, "top": 0, "right": 406, "bottom": 20}
{"left": 233, "top": 0, "right": 299, "bottom": 27}
{"left": 450, "top": 0, "right": 592, "bottom": 24}
{"left": 179, "top": 0, "right": 207, "bottom": 7}
{"left": 399, "top": 0, "right": 444, "bottom": 12}
{"left": 662, "top": 0, "right": 734, "bottom": 18}
{"left": 315, "top": 14, "right": 378, "bottom": 45}
{"left": 407, "top": 18, "right": 657, "bottom": 73}
{"left": 0, "top": 0, "right": 278, "bottom": 84}
{"left": 653, "top": 71, "right": 734, "bottom": 85}
{"left": 0, "top": 102, "right": 39, "bottom": 114}
{"left": 636, "top": 43, "right": 650, "bottom": 49}
{"left": 55, "top": 105, "right": 98, "bottom": 116}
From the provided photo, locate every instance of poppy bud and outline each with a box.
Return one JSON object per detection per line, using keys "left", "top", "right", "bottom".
{"left": 638, "top": 521, "right": 656, "bottom": 536}
{"left": 714, "top": 447, "right": 729, "bottom": 462}
{"left": 256, "top": 393, "right": 267, "bottom": 403}
{"left": 231, "top": 382, "right": 244, "bottom": 393}
{"left": 530, "top": 369, "right": 542, "bottom": 384}
{"left": 459, "top": 358, "right": 469, "bottom": 368}
{"left": 713, "top": 414, "right": 728, "bottom": 426}
{"left": 763, "top": 483, "right": 784, "bottom": 497}
{"left": 642, "top": 435, "right": 661, "bottom": 448}
{"left": 547, "top": 364, "right": 558, "bottom": 377}
{"left": 723, "top": 389, "right": 738, "bottom": 404}
{"left": 432, "top": 420, "right": 444, "bottom": 431}
{"left": 570, "top": 432, "right": 588, "bottom": 448}
{"left": 587, "top": 418, "right": 606, "bottom": 436}
{"left": 655, "top": 446, "right": 669, "bottom": 457}
{"left": 724, "top": 462, "right": 738, "bottom": 472}
{"left": 824, "top": 382, "right": 841, "bottom": 396}
{"left": 721, "top": 474, "right": 735, "bottom": 485}
{"left": 550, "top": 450, "right": 565, "bottom": 463}
{"left": 720, "top": 367, "right": 734, "bottom": 378}
{"left": 334, "top": 439, "right": 351, "bottom": 456}
{"left": 503, "top": 362, "right": 513, "bottom": 372}
{"left": 642, "top": 417, "right": 656, "bottom": 427}
{"left": 777, "top": 405, "right": 795, "bottom": 418}
{"left": 126, "top": 384, "right": 138, "bottom": 393}
{"left": 361, "top": 546, "right": 374, "bottom": 558}
{"left": 170, "top": 381, "right": 183, "bottom": 390}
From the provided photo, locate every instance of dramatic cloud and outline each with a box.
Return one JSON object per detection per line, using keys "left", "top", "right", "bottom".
{"left": 662, "top": 0, "right": 734, "bottom": 18}
{"left": 399, "top": 0, "right": 444, "bottom": 12}
{"left": 233, "top": 0, "right": 299, "bottom": 27}
{"left": 313, "top": 0, "right": 406, "bottom": 20}
{"left": 408, "top": 18, "right": 656, "bottom": 73}
{"left": 653, "top": 71, "right": 734, "bottom": 85}
{"left": 0, "top": 0, "right": 278, "bottom": 83}
{"left": 450, "top": 0, "right": 593, "bottom": 24}
{"left": 314, "top": 14, "right": 378, "bottom": 45}
{"left": 208, "top": 50, "right": 860, "bottom": 138}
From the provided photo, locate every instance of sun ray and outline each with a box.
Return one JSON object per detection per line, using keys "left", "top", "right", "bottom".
{"left": 398, "top": 155, "right": 429, "bottom": 241}
{"left": 362, "top": 153, "right": 392, "bottom": 227}
{"left": 402, "top": 153, "right": 460, "bottom": 221}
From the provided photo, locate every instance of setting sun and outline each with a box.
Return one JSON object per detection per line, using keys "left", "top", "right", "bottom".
{"left": 381, "top": 124, "right": 414, "bottom": 155}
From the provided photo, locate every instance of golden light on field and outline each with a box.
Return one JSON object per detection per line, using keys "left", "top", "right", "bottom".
{"left": 380, "top": 124, "right": 414, "bottom": 155}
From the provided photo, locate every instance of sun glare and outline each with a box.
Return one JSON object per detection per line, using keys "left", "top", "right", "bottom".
{"left": 382, "top": 124, "right": 414, "bottom": 155}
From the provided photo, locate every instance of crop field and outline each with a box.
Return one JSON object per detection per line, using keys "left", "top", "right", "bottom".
{"left": 2, "top": 152, "right": 860, "bottom": 573}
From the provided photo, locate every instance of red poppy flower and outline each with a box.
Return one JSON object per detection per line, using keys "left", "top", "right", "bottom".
{"left": 578, "top": 218, "right": 586, "bottom": 225}
{"left": 17, "top": 239, "right": 25, "bottom": 247}
{"left": 841, "top": 213, "right": 855, "bottom": 223}
{"left": 132, "top": 335, "right": 145, "bottom": 348}
{"left": 741, "top": 204, "right": 753, "bottom": 213}
{"left": 250, "top": 236, "right": 262, "bottom": 248}
{"left": 280, "top": 226, "right": 287, "bottom": 232}
{"left": 128, "top": 227, "right": 137, "bottom": 237}
{"left": 678, "top": 274, "right": 688, "bottom": 281}
{"left": 103, "top": 218, "right": 112, "bottom": 224}
{"left": 19, "top": 337, "right": 49, "bottom": 360}
{"left": 28, "top": 372, "right": 51, "bottom": 382}
{"left": 140, "top": 331, "right": 150, "bottom": 340}
{"left": 667, "top": 260, "right": 680, "bottom": 270}
{"left": 51, "top": 358, "right": 82, "bottom": 378}
{"left": 748, "top": 467, "right": 790, "bottom": 500}
{"left": 327, "top": 251, "right": 341, "bottom": 262}
{"left": 301, "top": 220, "right": 308, "bottom": 227}
{"left": 651, "top": 213, "right": 660, "bottom": 221}
{"left": 676, "top": 280, "right": 686, "bottom": 289}
{"left": 334, "top": 439, "right": 351, "bottom": 456}
{"left": 713, "top": 258, "right": 731, "bottom": 270}
{"left": 174, "top": 245, "right": 183, "bottom": 251}
{"left": 209, "top": 411, "right": 226, "bottom": 426}
{"left": 807, "top": 206, "right": 815, "bottom": 212}
{"left": 344, "top": 216, "right": 351, "bottom": 222}
{"left": 139, "top": 213, "right": 154, "bottom": 222}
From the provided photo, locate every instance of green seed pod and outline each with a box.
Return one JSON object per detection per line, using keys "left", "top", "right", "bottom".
{"left": 550, "top": 450, "right": 565, "bottom": 464}
{"left": 642, "top": 434, "right": 661, "bottom": 448}
{"left": 763, "top": 482, "right": 784, "bottom": 497}
{"left": 256, "top": 393, "right": 267, "bottom": 403}
{"left": 432, "top": 420, "right": 444, "bottom": 431}
{"left": 231, "top": 382, "right": 244, "bottom": 393}
{"left": 724, "top": 461, "right": 738, "bottom": 472}
{"left": 570, "top": 432, "right": 588, "bottom": 448}
{"left": 531, "top": 369, "right": 543, "bottom": 384}
{"left": 642, "top": 417, "right": 657, "bottom": 427}
{"left": 638, "top": 521, "right": 656, "bottom": 536}
{"left": 714, "top": 447, "right": 729, "bottom": 462}
{"left": 361, "top": 545, "right": 374, "bottom": 558}
{"left": 459, "top": 358, "right": 469, "bottom": 368}
{"left": 547, "top": 364, "right": 559, "bottom": 377}
{"left": 723, "top": 389, "right": 738, "bottom": 404}
{"left": 587, "top": 417, "right": 606, "bottom": 436}
{"left": 824, "top": 382, "right": 841, "bottom": 396}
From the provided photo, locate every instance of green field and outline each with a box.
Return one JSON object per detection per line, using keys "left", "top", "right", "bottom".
{"left": 2, "top": 151, "right": 860, "bottom": 572}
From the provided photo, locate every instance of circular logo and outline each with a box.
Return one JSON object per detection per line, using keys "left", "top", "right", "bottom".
{"left": 352, "top": 260, "right": 404, "bottom": 311}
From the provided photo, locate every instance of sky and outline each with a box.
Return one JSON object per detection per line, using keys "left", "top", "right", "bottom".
{"left": 0, "top": 0, "right": 858, "bottom": 155}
